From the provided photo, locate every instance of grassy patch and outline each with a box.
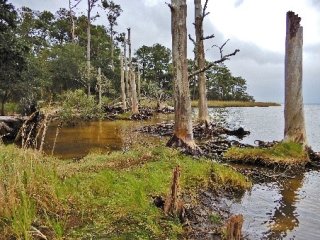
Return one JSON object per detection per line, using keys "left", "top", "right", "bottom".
{"left": 192, "top": 100, "right": 280, "bottom": 108}
{"left": 0, "top": 144, "right": 251, "bottom": 239}
{"left": 224, "top": 142, "right": 309, "bottom": 166}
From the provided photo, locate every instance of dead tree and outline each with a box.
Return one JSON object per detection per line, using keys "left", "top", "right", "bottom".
{"left": 86, "top": 0, "right": 98, "bottom": 95}
{"left": 189, "top": 0, "right": 239, "bottom": 126}
{"left": 97, "top": 67, "right": 102, "bottom": 109}
{"left": 101, "top": 0, "right": 122, "bottom": 71}
{"left": 130, "top": 71, "right": 139, "bottom": 114}
{"left": 193, "top": 0, "right": 212, "bottom": 124}
{"left": 127, "top": 28, "right": 139, "bottom": 113}
{"left": 68, "top": 0, "right": 82, "bottom": 43}
{"left": 120, "top": 52, "right": 127, "bottom": 110}
{"left": 123, "top": 33, "right": 130, "bottom": 99}
{"left": 284, "top": 11, "right": 307, "bottom": 146}
{"left": 167, "top": 0, "right": 199, "bottom": 152}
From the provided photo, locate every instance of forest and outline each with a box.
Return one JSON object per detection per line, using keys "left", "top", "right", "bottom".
{"left": 0, "top": 0, "right": 320, "bottom": 239}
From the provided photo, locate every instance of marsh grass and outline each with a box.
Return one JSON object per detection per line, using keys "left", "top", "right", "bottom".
{"left": 192, "top": 100, "right": 280, "bottom": 108}
{"left": 0, "top": 144, "right": 251, "bottom": 239}
{"left": 224, "top": 142, "right": 309, "bottom": 166}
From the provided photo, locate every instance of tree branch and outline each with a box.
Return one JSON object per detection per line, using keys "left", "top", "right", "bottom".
{"left": 188, "top": 49, "right": 240, "bottom": 79}
{"left": 188, "top": 34, "right": 196, "bottom": 46}
{"left": 201, "top": 33, "right": 214, "bottom": 41}
{"left": 165, "top": 2, "right": 174, "bottom": 11}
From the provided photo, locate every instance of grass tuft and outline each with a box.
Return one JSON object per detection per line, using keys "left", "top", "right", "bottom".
{"left": 224, "top": 142, "right": 309, "bottom": 166}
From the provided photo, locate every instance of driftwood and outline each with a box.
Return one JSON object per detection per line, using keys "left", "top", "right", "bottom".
{"left": 0, "top": 116, "right": 25, "bottom": 141}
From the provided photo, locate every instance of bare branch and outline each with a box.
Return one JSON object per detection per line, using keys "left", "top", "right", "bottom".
{"left": 165, "top": 2, "right": 174, "bottom": 11}
{"left": 201, "top": 33, "right": 215, "bottom": 41}
{"left": 188, "top": 34, "right": 196, "bottom": 46}
{"left": 212, "top": 39, "right": 230, "bottom": 59}
{"left": 202, "top": 0, "right": 209, "bottom": 19}
{"left": 188, "top": 49, "right": 240, "bottom": 79}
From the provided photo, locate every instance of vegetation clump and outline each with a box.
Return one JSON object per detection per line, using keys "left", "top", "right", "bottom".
{"left": 224, "top": 142, "right": 309, "bottom": 166}
{"left": 0, "top": 144, "right": 251, "bottom": 239}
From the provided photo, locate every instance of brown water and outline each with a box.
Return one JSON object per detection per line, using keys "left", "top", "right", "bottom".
{"left": 42, "top": 108, "right": 320, "bottom": 239}
{"left": 43, "top": 114, "right": 173, "bottom": 159}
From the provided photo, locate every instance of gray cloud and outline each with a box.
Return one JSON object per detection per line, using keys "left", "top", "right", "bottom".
{"left": 8, "top": 0, "right": 320, "bottom": 103}
{"left": 234, "top": 0, "right": 245, "bottom": 8}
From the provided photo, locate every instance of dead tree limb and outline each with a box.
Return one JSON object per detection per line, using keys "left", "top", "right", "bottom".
{"left": 188, "top": 48, "right": 240, "bottom": 79}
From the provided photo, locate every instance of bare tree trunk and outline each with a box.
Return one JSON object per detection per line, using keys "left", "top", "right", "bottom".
{"left": 98, "top": 67, "right": 102, "bottom": 109}
{"left": 110, "top": 25, "right": 114, "bottom": 71}
{"left": 120, "top": 53, "right": 127, "bottom": 110}
{"left": 130, "top": 71, "right": 139, "bottom": 114}
{"left": 69, "top": 0, "right": 76, "bottom": 42}
{"left": 123, "top": 34, "right": 130, "bottom": 99}
{"left": 167, "top": 0, "right": 198, "bottom": 152}
{"left": 86, "top": 0, "right": 91, "bottom": 95}
{"left": 194, "top": 0, "right": 209, "bottom": 125}
{"left": 284, "top": 11, "right": 307, "bottom": 145}
{"left": 137, "top": 67, "right": 141, "bottom": 99}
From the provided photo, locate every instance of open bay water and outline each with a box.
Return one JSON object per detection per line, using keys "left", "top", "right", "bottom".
{"left": 206, "top": 105, "right": 320, "bottom": 239}
{"left": 207, "top": 104, "right": 320, "bottom": 151}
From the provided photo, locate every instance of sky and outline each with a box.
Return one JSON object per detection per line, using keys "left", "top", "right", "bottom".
{"left": 10, "top": 0, "right": 320, "bottom": 103}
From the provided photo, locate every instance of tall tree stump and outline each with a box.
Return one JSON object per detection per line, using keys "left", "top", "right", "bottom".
{"left": 284, "top": 11, "right": 307, "bottom": 145}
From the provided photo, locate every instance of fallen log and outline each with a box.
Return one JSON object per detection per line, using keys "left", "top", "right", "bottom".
{"left": 0, "top": 116, "right": 26, "bottom": 141}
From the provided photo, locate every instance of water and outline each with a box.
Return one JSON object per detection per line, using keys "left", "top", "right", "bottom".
{"left": 205, "top": 105, "right": 320, "bottom": 239}
{"left": 208, "top": 104, "right": 320, "bottom": 151}
{"left": 43, "top": 105, "right": 320, "bottom": 239}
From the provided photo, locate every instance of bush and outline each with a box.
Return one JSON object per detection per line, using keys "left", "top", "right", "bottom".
{"left": 59, "top": 89, "right": 101, "bottom": 121}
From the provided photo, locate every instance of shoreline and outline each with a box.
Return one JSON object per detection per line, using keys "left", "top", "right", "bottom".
{"left": 191, "top": 100, "right": 281, "bottom": 108}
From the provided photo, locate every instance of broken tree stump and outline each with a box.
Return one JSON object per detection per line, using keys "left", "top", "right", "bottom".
{"left": 224, "top": 214, "right": 243, "bottom": 240}
{"left": 164, "top": 166, "right": 184, "bottom": 219}
{"left": 284, "top": 11, "right": 307, "bottom": 145}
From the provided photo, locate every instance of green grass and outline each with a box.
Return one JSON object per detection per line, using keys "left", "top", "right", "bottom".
{"left": 224, "top": 142, "right": 309, "bottom": 166}
{"left": 0, "top": 144, "right": 251, "bottom": 239}
{"left": 192, "top": 100, "right": 280, "bottom": 108}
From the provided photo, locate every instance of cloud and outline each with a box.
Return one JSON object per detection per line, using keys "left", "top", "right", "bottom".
{"left": 234, "top": 0, "right": 245, "bottom": 8}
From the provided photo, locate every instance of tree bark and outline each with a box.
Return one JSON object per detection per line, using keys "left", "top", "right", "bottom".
{"left": 167, "top": 0, "right": 198, "bottom": 152}
{"left": 120, "top": 52, "right": 127, "bottom": 110}
{"left": 98, "top": 67, "right": 102, "bottom": 109}
{"left": 87, "top": 0, "right": 91, "bottom": 95}
{"left": 194, "top": 0, "right": 209, "bottom": 124}
{"left": 130, "top": 71, "right": 139, "bottom": 114}
{"left": 284, "top": 11, "right": 307, "bottom": 145}
{"left": 110, "top": 25, "right": 114, "bottom": 71}
{"left": 137, "top": 67, "right": 141, "bottom": 99}
{"left": 123, "top": 34, "right": 130, "bottom": 99}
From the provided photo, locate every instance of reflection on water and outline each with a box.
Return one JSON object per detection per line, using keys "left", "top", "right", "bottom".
{"left": 231, "top": 171, "right": 320, "bottom": 240}
{"left": 43, "top": 114, "right": 173, "bottom": 159}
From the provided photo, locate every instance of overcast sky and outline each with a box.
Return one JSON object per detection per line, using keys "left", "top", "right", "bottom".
{"left": 10, "top": 0, "right": 320, "bottom": 103}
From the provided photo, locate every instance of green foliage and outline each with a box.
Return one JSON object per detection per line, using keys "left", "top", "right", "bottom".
{"left": 135, "top": 44, "right": 172, "bottom": 97}
{"left": 59, "top": 89, "right": 101, "bottom": 121}
{"left": 224, "top": 142, "right": 309, "bottom": 166}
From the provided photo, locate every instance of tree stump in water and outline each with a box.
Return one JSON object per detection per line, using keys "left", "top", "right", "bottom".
{"left": 284, "top": 11, "right": 307, "bottom": 146}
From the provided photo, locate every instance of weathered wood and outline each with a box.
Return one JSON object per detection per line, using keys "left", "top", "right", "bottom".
{"left": 120, "top": 53, "right": 127, "bottom": 110}
{"left": 167, "top": 0, "right": 198, "bottom": 151}
{"left": 284, "top": 11, "right": 307, "bottom": 145}
{"left": 224, "top": 214, "right": 243, "bottom": 240}
{"left": 164, "top": 166, "right": 183, "bottom": 218}
{"left": 194, "top": 0, "right": 209, "bottom": 124}
{"left": 0, "top": 116, "right": 25, "bottom": 140}
{"left": 130, "top": 71, "right": 139, "bottom": 114}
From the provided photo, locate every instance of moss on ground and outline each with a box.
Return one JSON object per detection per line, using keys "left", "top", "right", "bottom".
{"left": 0, "top": 144, "right": 251, "bottom": 239}
{"left": 224, "top": 142, "right": 309, "bottom": 166}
